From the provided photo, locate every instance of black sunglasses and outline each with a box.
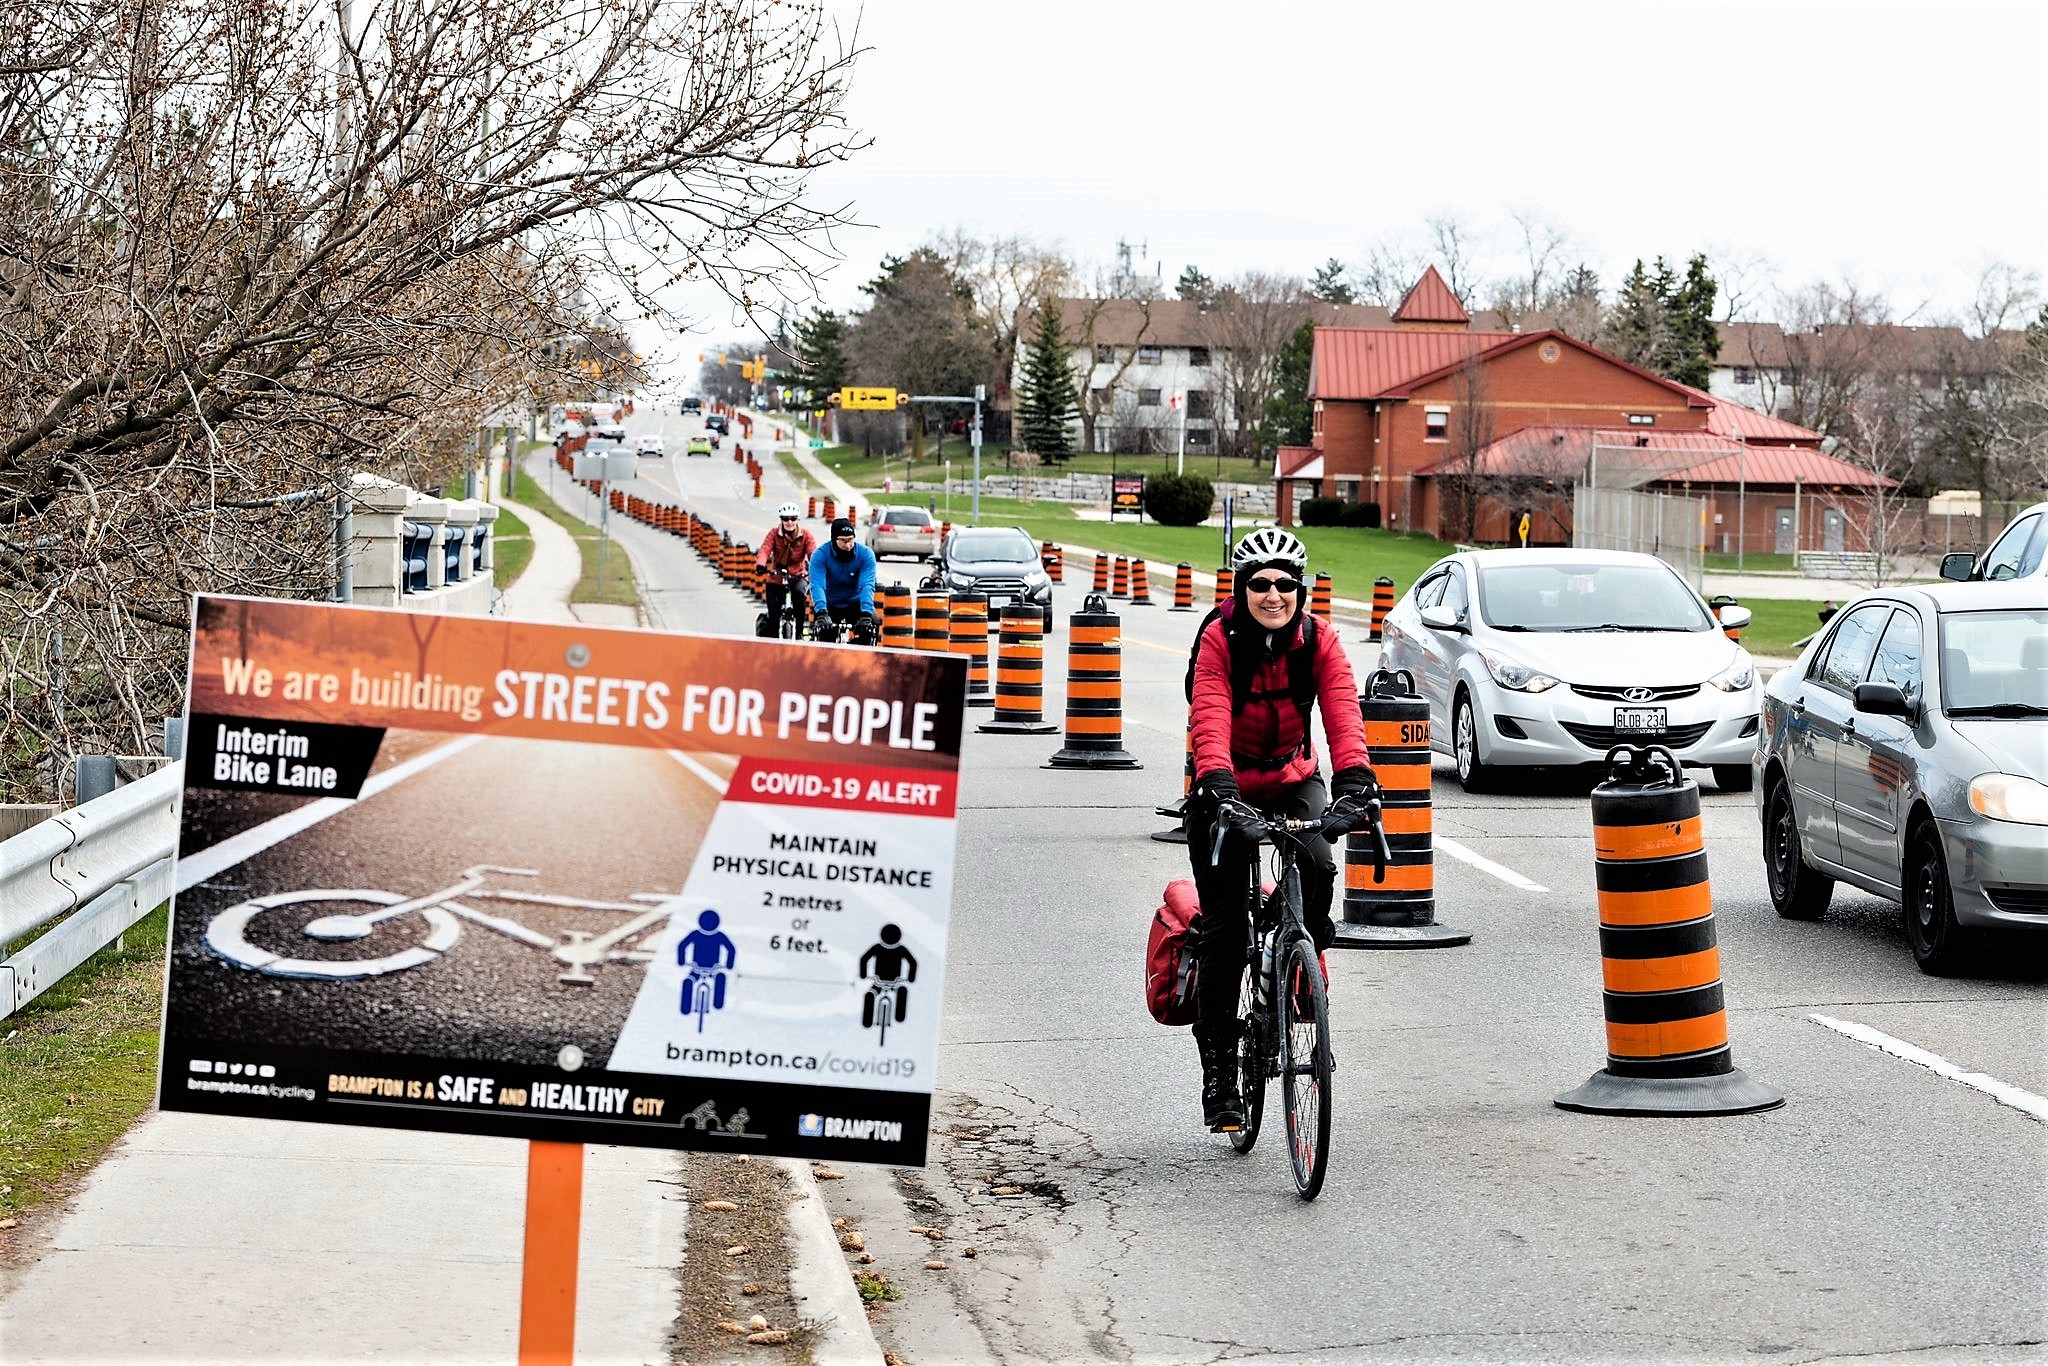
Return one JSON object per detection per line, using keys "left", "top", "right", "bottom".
{"left": 1245, "top": 575, "right": 1303, "bottom": 595}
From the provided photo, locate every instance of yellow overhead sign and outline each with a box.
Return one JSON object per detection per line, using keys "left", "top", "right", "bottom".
{"left": 831, "top": 387, "right": 907, "bottom": 411}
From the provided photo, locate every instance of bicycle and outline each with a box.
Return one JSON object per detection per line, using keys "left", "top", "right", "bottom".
{"left": 204, "top": 864, "right": 675, "bottom": 987}
{"left": 683, "top": 965, "right": 726, "bottom": 1032}
{"left": 863, "top": 973, "right": 905, "bottom": 1046}
{"left": 1210, "top": 786, "right": 1388, "bottom": 1201}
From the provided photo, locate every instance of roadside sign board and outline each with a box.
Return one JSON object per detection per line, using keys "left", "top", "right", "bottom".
{"left": 837, "top": 387, "right": 902, "bottom": 411}
{"left": 159, "top": 596, "right": 967, "bottom": 1166}
{"left": 1112, "top": 474, "right": 1146, "bottom": 519}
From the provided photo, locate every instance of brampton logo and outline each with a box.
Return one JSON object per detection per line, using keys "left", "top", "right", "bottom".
{"left": 797, "top": 1113, "right": 824, "bottom": 1138}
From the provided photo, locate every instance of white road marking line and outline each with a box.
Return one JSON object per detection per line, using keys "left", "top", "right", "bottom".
{"left": 174, "top": 734, "right": 487, "bottom": 892}
{"left": 667, "top": 750, "right": 731, "bottom": 794}
{"left": 1808, "top": 1013, "right": 2047, "bottom": 1123}
{"left": 1436, "top": 835, "right": 1548, "bottom": 892}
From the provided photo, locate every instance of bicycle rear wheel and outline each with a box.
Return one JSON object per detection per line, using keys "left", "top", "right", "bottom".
{"left": 1228, "top": 954, "right": 1265, "bottom": 1154}
{"left": 1278, "top": 937, "right": 1333, "bottom": 1200}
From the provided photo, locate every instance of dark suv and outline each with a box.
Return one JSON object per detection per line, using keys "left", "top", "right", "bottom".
{"left": 935, "top": 526, "right": 1053, "bottom": 624}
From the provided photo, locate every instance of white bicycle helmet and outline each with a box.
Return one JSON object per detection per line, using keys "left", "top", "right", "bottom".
{"left": 776, "top": 501, "right": 801, "bottom": 518}
{"left": 1232, "top": 527, "right": 1307, "bottom": 575}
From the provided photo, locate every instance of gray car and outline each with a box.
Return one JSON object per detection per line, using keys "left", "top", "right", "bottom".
{"left": 1756, "top": 579, "right": 2048, "bottom": 974}
{"left": 866, "top": 505, "right": 938, "bottom": 560}
{"left": 1940, "top": 500, "right": 2048, "bottom": 583}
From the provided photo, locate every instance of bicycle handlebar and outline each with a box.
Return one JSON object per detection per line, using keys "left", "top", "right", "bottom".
{"left": 1208, "top": 794, "right": 1390, "bottom": 883}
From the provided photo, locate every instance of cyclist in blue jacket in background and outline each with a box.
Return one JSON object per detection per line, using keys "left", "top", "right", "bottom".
{"left": 808, "top": 517, "right": 879, "bottom": 643}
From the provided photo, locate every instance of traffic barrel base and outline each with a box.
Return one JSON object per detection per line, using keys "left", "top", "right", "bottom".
{"left": 1331, "top": 667, "right": 1469, "bottom": 951}
{"left": 1149, "top": 720, "right": 1195, "bottom": 842}
{"left": 1554, "top": 744, "right": 1783, "bottom": 1117}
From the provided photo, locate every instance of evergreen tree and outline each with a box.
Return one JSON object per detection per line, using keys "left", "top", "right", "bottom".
{"left": 788, "top": 307, "right": 847, "bottom": 406}
{"left": 1309, "top": 258, "right": 1355, "bottom": 305}
{"left": 1176, "top": 264, "right": 1217, "bottom": 307}
{"left": 1600, "top": 254, "right": 1719, "bottom": 387}
{"left": 1262, "top": 318, "right": 1317, "bottom": 451}
{"left": 1014, "top": 300, "right": 1080, "bottom": 462}
{"left": 1669, "top": 253, "right": 1721, "bottom": 389}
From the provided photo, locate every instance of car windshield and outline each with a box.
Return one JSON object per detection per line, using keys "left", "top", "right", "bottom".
{"left": 1939, "top": 609, "right": 2048, "bottom": 715}
{"left": 882, "top": 509, "right": 931, "bottom": 527}
{"left": 950, "top": 531, "right": 1033, "bottom": 564}
{"left": 1476, "top": 563, "right": 1712, "bottom": 632}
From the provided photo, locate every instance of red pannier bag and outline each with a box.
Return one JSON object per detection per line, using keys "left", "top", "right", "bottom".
{"left": 1146, "top": 879, "right": 1204, "bottom": 1026}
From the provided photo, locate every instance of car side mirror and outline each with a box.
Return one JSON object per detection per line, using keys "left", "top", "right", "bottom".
{"left": 1939, "top": 552, "right": 1977, "bottom": 582}
{"left": 1418, "top": 603, "right": 1466, "bottom": 633}
{"left": 1714, "top": 604, "right": 1753, "bottom": 630}
{"left": 1853, "top": 681, "right": 1916, "bottom": 720}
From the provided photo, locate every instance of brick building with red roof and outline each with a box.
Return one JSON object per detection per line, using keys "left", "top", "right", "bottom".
{"left": 1280, "top": 267, "right": 1836, "bottom": 553}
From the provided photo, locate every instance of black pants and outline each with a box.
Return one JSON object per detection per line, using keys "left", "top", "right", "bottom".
{"left": 1184, "top": 775, "right": 1335, "bottom": 1034}
{"left": 761, "top": 581, "right": 805, "bottom": 635}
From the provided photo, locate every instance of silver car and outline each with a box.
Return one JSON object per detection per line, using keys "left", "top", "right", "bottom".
{"left": 866, "top": 505, "right": 938, "bottom": 560}
{"left": 1755, "top": 580, "right": 2048, "bottom": 974}
{"left": 1379, "top": 549, "right": 1759, "bottom": 792}
{"left": 1940, "top": 500, "right": 2048, "bottom": 583}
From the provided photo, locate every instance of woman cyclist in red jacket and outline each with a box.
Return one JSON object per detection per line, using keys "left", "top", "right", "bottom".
{"left": 1186, "top": 528, "right": 1372, "bottom": 1132}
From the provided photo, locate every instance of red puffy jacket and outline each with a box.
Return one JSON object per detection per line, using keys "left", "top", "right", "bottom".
{"left": 756, "top": 527, "right": 816, "bottom": 584}
{"left": 1189, "top": 612, "right": 1368, "bottom": 802}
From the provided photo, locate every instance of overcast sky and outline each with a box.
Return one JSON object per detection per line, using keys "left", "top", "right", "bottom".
{"left": 654, "top": 0, "right": 2047, "bottom": 375}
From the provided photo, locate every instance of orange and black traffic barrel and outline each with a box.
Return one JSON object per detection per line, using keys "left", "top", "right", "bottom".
{"left": 1311, "top": 572, "right": 1333, "bottom": 626}
{"left": 1213, "top": 565, "right": 1234, "bottom": 604}
{"left": 822, "top": 496, "right": 836, "bottom": 520}
{"left": 948, "top": 593, "right": 993, "bottom": 706}
{"left": 1333, "top": 669, "right": 1469, "bottom": 950}
{"left": 1555, "top": 744, "right": 1783, "bottom": 1116}
{"left": 1091, "top": 553, "right": 1110, "bottom": 594}
{"left": 913, "top": 592, "right": 951, "bottom": 653}
{"left": 1129, "top": 558, "right": 1153, "bottom": 606}
{"left": 1111, "top": 556, "right": 1130, "bottom": 599}
{"left": 978, "top": 605, "right": 1059, "bottom": 735}
{"left": 1369, "top": 577, "right": 1396, "bottom": 641}
{"left": 1045, "top": 596, "right": 1141, "bottom": 769}
{"left": 1042, "top": 542, "right": 1063, "bottom": 583}
{"left": 806, "top": 495, "right": 817, "bottom": 518}
{"left": 880, "top": 583, "right": 913, "bottom": 648}
{"left": 1171, "top": 563, "right": 1196, "bottom": 611}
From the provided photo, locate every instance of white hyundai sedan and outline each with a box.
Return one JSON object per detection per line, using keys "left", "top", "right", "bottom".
{"left": 1379, "top": 549, "right": 1758, "bottom": 792}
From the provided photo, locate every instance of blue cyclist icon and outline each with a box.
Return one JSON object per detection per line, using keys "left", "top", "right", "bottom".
{"left": 678, "top": 909, "right": 737, "bottom": 1031}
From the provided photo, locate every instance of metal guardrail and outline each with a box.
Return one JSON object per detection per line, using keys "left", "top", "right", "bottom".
{"left": 0, "top": 761, "right": 182, "bottom": 1020}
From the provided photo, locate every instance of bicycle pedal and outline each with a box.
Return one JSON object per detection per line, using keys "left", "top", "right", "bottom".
{"left": 1214, "top": 1121, "right": 1243, "bottom": 1133}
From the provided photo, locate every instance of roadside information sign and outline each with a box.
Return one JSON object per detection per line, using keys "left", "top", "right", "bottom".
{"left": 1111, "top": 474, "right": 1146, "bottom": 520}
{"left": 159, "top": 596, "right": 967, "bottom": 1166}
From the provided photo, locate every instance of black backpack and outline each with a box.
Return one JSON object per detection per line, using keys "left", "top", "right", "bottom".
{"left": 1182, "top": 599, "right": 1319, "bottom": 731}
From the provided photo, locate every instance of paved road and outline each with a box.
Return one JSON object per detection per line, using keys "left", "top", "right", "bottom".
{"left": 587, "top": 407, "right": 2048, "bottom": 1363}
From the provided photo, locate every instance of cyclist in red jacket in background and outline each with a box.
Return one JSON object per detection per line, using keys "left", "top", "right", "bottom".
{"left": 1185, "top": 528, "right": 1372, "bottom": 1132}
{"left": 755, "top": 503, "right": 815, "bottom": 637}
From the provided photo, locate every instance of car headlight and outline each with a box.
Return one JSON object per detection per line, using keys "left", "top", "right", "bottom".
{"left": 1968, "top": 773, "right": 2048, "bottom": 825}
{"left": 1478, "top": 648, "right": 1558, "bottom": 693}
{"left": 1708, "top": 653, "right": 1755, "bottom": 692}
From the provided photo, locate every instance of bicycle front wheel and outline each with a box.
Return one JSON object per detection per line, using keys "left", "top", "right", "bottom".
{"left": 1278, "top": 937, "right": 1333, "bottom": 1200}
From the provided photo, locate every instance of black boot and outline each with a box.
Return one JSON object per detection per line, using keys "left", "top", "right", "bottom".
{"left": 1195, "top": 1024, "right": 1244, "bottom": 1132}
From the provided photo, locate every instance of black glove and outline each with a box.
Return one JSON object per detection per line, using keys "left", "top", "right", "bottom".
{"left": 856, "top": 613, "right": 876, "bottom": 638}
{"left": 1331, "top": 766, "right": 1374, "bottom": 801}
{"left": 811, "top": 617, "right": 835, "bottom": 642}
{"left": 1194, "top": 769, "right": 1239, "bottom": 805}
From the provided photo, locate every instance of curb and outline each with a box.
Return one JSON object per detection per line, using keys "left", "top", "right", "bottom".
{"left": 779, "top": 1159, "right": 884, "bottom": 1365}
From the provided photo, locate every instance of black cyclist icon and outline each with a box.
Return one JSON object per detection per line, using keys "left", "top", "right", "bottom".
{"left": 677, "top": 910, "right": 737, "bottom": 1030}
{"left": 859, "top": 924, "right": 917, "bottom": 1043}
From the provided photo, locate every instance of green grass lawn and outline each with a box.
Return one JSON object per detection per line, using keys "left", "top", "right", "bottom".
{"left": 1733, "top": 597, "right": 1834, "bottom": 658}
{"left": 491, "top": 503, "right": 532, "bottom": 587}
{"left": 1704, "top": 551, "right": 1799, "bottom": 573}
{"left": 813, "top": 439, "right": 1272, "bottom": 491}
{"left": 0, "top": 907, "right": 169, "bottom": 1224}
{"left": 512, "top": 469, "right": 641, "bottom": 608}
